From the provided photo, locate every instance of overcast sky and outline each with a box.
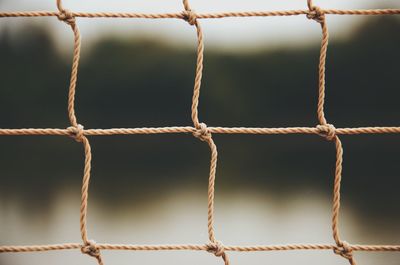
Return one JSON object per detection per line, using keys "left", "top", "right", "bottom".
{"left": 1, "top": 0, "right": 399, "bottom": 51}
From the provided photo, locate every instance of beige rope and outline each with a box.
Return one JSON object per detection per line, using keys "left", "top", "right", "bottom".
{"left": 2, "top": 9, "right": 400, "bottom": 19}
{"left": 182, "top": 0, "right": 228, "bottom": 262}
{"left": 2, "top": 243, "right": 400, "bottom": 253}
{"left": 1, "top": 126, "right": 400, "bottom": 136}
{"left": 0, "top": 0, "right": 399, "bottom": 264}
{"left": 57, "top": 0, "right": 103, "bottom": 264}
{"left": 308, "top": 0, "right": 353, "bottom": 263}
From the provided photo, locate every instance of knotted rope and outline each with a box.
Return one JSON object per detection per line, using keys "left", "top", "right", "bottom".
{"left": 206, "top": 241, "right": 230, "bottom": 265}
{"left": 334, "top": 241, "right": 355, "bottom": 265}
{"left": 317, "top": 124, "right": 336, "bottom": 141}
{"left": 182, "top": 9, "right": 197, "bottom": 26}
{"left": 81, "top": 240, "right": 100, "bottom": 258}
{"left": 81, "top": 240, "right": 104, "bottom": 265}
{"left": 56, "top": 0, "right": 75, "bottom": 25}
{"left": 67, "top": 124, "right": 85, "bottom": 142}
{"left": 193, "top": 123, "right": 211, "bottom": 141}
{"left": 307, "top": 5, "right": 325, "bottom": 23}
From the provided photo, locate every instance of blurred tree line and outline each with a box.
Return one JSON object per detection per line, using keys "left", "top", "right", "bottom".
{"left": 0, "top": 17, "right": 399, "bottom": 221}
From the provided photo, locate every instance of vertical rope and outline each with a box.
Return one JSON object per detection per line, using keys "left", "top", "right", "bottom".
{"left": 307, "top": 1, "right": 355, "bottom": 264}
{"left": 57, "top": 0, "right": 102, "bottom": 264}
{"left": 182, "top": 0, "right": 204, "bottom": 129}
{"left": 67, "top": 22, "right": 81, "bottom": 128}
{"left": 317, "top": 18, "right": 329, "bottom": 125}
{"left": 182, "top": 1, "right": 228, "bottom": 264}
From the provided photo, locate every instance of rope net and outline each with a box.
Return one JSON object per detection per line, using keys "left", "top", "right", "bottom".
{"left": 1, "top": 0, "right": 400, "bottom": 264}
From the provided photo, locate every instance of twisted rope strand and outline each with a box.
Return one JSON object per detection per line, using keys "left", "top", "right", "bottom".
{"left": 183, "top": 0, "right": 228, "bottom": 264}
{"left": 1, "top": 126, "right": 400, "bottom": 136}
{"left": 0, "top": 0, "right": 399, "bottom": 264}
{"left": 57, "top": 0, "right": 103, "bottom": 264}
{"left": 308, "top": 0, "right": 354, "bottom": 264}
{"left": 1, "top": 9, "right": 400, "bottom": 19}
{"left": 2, "top": 243, "right": 400, "bottom": 253}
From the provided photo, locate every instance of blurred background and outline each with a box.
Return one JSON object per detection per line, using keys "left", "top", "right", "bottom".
{"left": 0, "top": 0, "right": 399, "bottom": 264}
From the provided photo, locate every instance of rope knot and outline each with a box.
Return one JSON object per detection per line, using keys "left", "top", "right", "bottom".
{"left": 193, "top": 123, "right": 211, "bottom": 141}
{"left": 182, "top": 9, "right": 197, "bottom": 25}
{"left": 58, "top": 9, "right": 75, "bottom": 25}
{"left": 68, "top": 124, "right": 85, "bottom": 142}
{"left": 317, "top": 123, "right": 336, "bottom": 141}
{"left": 81, "top": 240, "right": 100, "bottom": 258}
{"left": 206, "top": 241, "right": 225, "bottom": 257}
{"left": 307, "top": 6, "right": 324, "bottom": 23}
{"left": 334, "top": 241, "right": 353, "bottom": 260}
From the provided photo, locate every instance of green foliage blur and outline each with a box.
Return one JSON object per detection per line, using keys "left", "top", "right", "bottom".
{"left": 0, "top": 17, "right": 399, "bottom": 220}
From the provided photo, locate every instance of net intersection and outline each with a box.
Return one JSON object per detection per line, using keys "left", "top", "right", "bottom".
{"left": 1, "top": 0, "right": 400, "bottom": 264}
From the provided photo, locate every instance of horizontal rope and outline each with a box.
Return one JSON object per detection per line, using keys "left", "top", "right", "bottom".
{"left": 0, "top": 8, "right": 400, "bottom": 19}
{"left": 0, "top": 126, "right": 400, "bottom": 136}
{"left": 1, "top": 243, "right": 399, "bottom": 253}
